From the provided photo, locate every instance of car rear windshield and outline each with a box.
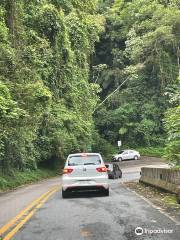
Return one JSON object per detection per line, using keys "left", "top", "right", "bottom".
{"left": 68, "top": 155, "right": 101, "bottom": 166}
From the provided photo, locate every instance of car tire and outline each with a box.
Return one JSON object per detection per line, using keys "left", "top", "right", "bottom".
{"left": 62, "top": 189, "right": 69, "bottom": 198}
{"left": 104, "top": 188, "right": 109, "bottom": 196}
{"left": 118, "top": 157, "right": 122, "bottom": 161}
{"left": 119, "top": 173, "right": 122, "bottom": 178}
{"left": 134, "top": 155, "right": 138, "bottom": 160}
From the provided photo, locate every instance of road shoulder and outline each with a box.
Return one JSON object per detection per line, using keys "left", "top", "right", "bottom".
{"left": 124, "top": 181, "right": 180, "bottom": 224}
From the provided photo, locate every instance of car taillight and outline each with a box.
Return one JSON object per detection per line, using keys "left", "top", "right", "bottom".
{"left": 63, "top": 168, "right": 73, "bottom": 174}
{"left": 96, "top": 167, "right": 107, "bottom": 172}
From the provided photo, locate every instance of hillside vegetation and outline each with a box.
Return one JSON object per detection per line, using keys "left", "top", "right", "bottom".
{"left": 92, "top": 0, "right": 180, "bottom": 164}
{"left": 0, "top": 0, "right": 104, "bottom": 174}
{"left": 0, "top": 0, "right": 179, "bottom": 182}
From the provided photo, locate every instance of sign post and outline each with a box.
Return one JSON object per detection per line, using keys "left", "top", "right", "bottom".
{"left": 118, "top": 140, "right": 122, "bottom": 147}
{"left": 118, "top": 140, "right": 122, "bottom": 152}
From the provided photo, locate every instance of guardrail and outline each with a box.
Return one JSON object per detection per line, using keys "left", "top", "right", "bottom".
{"left": 140, "top": 167, "right": 180, "bottom": 203}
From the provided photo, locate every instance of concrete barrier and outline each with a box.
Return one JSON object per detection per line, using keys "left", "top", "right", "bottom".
{"left": 140, "top": 167, "right": 180, "bottom": 202}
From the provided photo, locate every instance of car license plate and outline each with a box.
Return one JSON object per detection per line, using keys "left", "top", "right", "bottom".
{"left": 78, "top": 180, "right": 92, "bottom": 185}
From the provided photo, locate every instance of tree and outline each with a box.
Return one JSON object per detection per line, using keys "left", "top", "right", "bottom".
{"left": 92, "top": 0, "right": 180, "bottom": 151}
{"left": 164, "top": 80, "right": 180, "bottom": 165}
{"left": 0, "top": 0, "right": 104, "bottom": 172}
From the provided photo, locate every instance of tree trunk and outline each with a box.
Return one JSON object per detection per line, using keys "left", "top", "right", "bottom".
{"left": 6, "top": 0, "right": 16, "bottom": 47}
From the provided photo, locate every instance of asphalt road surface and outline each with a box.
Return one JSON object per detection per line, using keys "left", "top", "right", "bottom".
{"left": 116, "top": 156, "right": 169, "bottom": 182}
{"left": 0, "top": 157, "right": 179, "bottom": 240}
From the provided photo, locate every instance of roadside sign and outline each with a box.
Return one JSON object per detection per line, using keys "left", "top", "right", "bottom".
{"left": 118, "top": 140, "right": 122, "bottom": 147}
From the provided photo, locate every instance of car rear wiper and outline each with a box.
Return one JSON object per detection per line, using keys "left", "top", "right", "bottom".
{"left": 84, "top": 163, "right": 96, "bottom": 165}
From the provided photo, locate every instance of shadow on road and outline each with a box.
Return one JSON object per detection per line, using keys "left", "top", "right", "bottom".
{"left": 62, "top": 191, "right": 108, "bottom": 199}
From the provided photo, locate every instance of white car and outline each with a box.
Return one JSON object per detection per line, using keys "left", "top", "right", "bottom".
{"left": 112, "top": 149, "right": 140, "bottom": 162}
{"left": 62, "top": 153, "right": 109, "bottom": 198}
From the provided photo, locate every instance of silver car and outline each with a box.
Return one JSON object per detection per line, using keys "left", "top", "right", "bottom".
{"left": 62, "top": 153, "right": 109, "bottom": 198}
{"left": 112, "top": 149, "right": 140, "bottom": 161}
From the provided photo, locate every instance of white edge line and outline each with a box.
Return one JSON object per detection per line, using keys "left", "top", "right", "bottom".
{"left": 123, "top": 183, "right": 180, "bottom": 226}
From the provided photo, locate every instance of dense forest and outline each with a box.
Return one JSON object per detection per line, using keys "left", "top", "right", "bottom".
{"left": 0, "top": 0, "right": 179, "bottom": 175}
{"left": 93, "top": 0, "right": 180, "bottom": 163}
{"left": 0, "top": 0, "right": 104, "bottom": 172}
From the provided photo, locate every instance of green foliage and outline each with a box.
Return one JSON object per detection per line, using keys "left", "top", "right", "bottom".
{"left": 164, "top": 82, "right": 180, "bottom": 165}
{"left": 0, "top": 0, "right": 179, "bottom": 177}
{"left": 0, "top": 0, "right": 104, "bottom": 173}
{"left": 92, "top": 0, "right": 180, "bottom": 155}
{"left": 0, "top": 168, "right": 57, "bottom": 191}
{"left": 137, "top": 146, "right": 165, "bottom": 158}
{"left": 0, "top": 82, "right": 25, "bottom": 120}
{"left": 91, "top": 130, "right": 117, "bottom": 161}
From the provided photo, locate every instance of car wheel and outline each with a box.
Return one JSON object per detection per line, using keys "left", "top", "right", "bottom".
{"left": 118, "top": 157, "right": 122, "bottom": 161}
{"left": 62, "top": 189, "right": 69, "bottom": 198}
{"left": 119, "top": 173, "right": 122, "bottom": 178}
{"left": 104, "top": 188, "right": 109, "bottom": 196}
{"left": 134, "top": 155, "right": 138, "bottom": 160}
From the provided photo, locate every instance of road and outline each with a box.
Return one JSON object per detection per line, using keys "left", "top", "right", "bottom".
{"left": 0, "top": 157, "right": 179, "bottom": 240}
{"left": 117, "top": 156, "right": 169, "bottom": 182}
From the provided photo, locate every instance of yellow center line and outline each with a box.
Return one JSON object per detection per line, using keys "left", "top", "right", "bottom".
{"left": 0, "top": 185, "right": 59, "bottom": 236}
{"left": 3, "top": 187, "right": 60, "bottom": 240}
